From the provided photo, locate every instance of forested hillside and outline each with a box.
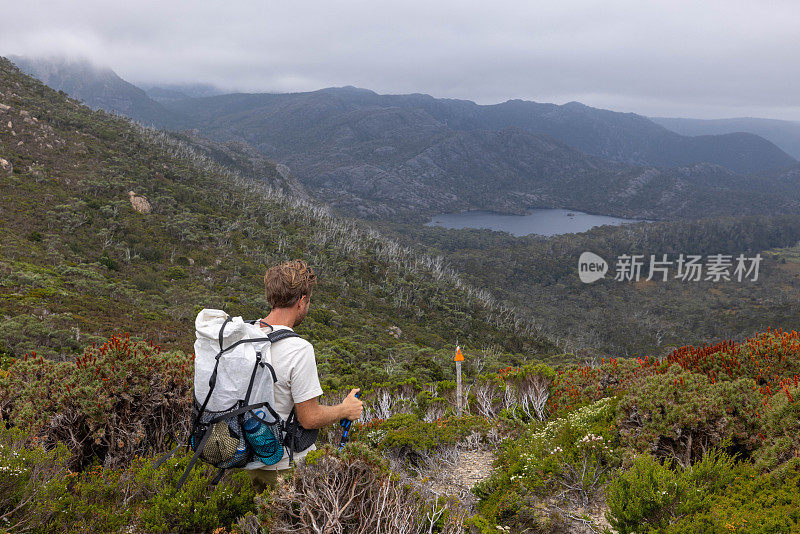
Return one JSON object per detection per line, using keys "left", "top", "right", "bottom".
{"left": 374, "top": 216, "right": 800, "bottom": 356}
{"left": 161, "top": 86, "right": 795, "bottom": 174}
{"left": 159, "top": 87, "right": 800, "bottom": 222}
{"left": 0, "top": 56, "right": 557, "bottom": 388}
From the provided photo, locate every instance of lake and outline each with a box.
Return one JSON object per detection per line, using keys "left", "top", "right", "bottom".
{"left": 426, "top": 209, "right": 644, "bottom": 237}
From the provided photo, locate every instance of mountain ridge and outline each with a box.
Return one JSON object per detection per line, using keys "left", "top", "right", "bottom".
{"left": 162, "top": 90, "right": 800, "bottom": 221}
{"left": 12, "top": 56, "right": 799, "bottom": 223}
{"left": 652, "top": 115, "right": 800, "bottom": 160}
{"left": 12, "top": 55, "right": 794, "bottom": 175}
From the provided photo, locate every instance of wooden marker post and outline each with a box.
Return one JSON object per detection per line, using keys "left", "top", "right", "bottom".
{"left": 455, "top": 346, "right": 464, "bottom": 416}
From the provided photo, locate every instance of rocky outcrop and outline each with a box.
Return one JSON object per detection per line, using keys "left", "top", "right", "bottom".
{"left": 174, "top": 129, "right": 311, "bottom": 199}
{"left": 128, "top": 191, "right": 151, "bottom": 213}
{"left": 274, "top": 163, "right": 309, "bottom": 198}
{"left": 0, "top": 157, "right": 12, "bottom": 174}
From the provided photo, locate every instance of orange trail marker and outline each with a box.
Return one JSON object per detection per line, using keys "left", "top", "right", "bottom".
{"left": 455, "top": 346, "right": 464, "bottom": 415}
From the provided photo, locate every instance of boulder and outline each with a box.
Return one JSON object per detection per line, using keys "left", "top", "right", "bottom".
{"left": 0, "top": 157, "right": 12, "bottom": 175}
{"left": 128, "top": 191, "right": 151, "bottom": 214}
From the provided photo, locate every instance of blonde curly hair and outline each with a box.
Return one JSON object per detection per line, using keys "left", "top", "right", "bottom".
{"left": 264, "top": 259, "right": 317, "bottom": 308}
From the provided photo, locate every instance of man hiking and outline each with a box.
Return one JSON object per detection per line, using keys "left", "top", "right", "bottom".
{"left": 242, "top": 259, "right": 363, "bottom": 492}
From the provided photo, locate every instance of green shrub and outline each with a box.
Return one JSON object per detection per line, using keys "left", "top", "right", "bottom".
{"left": 363, "top": 413, "right": 491, "bottom": 467}
{"left": 0, "top": 425, "right": 71, "bottom": 532}
{"left": 132, "top": 455, "right": 256, "bottom": 533}
{"left": 754, "top": 384, "right": 800, "bottom": 473}
{"left": 665, "top": 459, "right": 800, "bottom": 534}
{"left": 138, "top": 245, "right": 163, "bottom": 261}
{"left": 132, "top": 271, "right": 164, "bottom": 291}
{"left": 0, "top": 335, "right": 192, "bottom": 468}
{"left": 616, "top": 366, "right": 761, "bottom": 466}
{"left": 165, "top": 265, "right": 187, "bottom": 280}
{"left": 0, "top": 421, "right": 256, "bottom": 533}
{"left": 475, "top": 397, "right": 619, "bottom": 530}
{"left": 98, "top": 251, "right": 118, "bottom": 271}
{"left": 0, "top": 340, "right": 13, "bottom": 370}
{"left": 607, "top": 447, "right": 800, "bottom": 534}
{"left": 605, "top": 454, "right": 686, "bottom": 534}
{"left": 415, "top": 389, "right": 449, "bottom": 420}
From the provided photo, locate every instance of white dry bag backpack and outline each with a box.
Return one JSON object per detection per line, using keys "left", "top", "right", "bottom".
{"left": 156, "top": 309, "right": 302, "bottom": 488}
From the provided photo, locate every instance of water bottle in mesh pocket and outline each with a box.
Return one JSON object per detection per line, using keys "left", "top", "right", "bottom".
{"left": 243, "top": 409, "right": 284, "bottom": 465}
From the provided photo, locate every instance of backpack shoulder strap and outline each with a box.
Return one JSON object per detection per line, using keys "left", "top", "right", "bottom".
{"left": 267, "top": 329, "right": 301, "bottom": 343}
{"left": 247, "top": 320, "right": 300, "bottom": 343}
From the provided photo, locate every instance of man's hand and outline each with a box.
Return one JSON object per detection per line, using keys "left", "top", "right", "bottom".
{"left": 341, "top": 388, "right": 363, "bottom": 421}
{"left": 294, "top": 388, "right": 363, "bottom": 429}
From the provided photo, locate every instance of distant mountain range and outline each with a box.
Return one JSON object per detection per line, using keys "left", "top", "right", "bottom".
{"left": 12, "top": 55, "right": 800, "bottom": 222}
{"left": 652, "top": 116, "right": 800, "bottom": 160}
{"left": 142, "top": 83, "right": 225, "bottom": 103}
{"left": 159, "top": 87, "right": 795, "bottom": 176}
{"left": 156, "top": 87, "right": 798, "bottom": 220}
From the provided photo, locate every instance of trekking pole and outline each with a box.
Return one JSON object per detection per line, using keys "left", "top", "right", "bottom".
{"left": 338, "top": 391, "right": 361, "bottom": 451}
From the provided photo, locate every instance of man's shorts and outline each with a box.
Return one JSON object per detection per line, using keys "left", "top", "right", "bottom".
{"left": 245, "top": 467, "right": 292, "bottom": 494}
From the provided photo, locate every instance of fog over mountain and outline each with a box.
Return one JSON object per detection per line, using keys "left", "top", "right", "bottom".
{"left": 2, "top": 1, "right": 799, "bottom": 121}
{"left": 9, "top": 55, "right": 177, "bottom": 126}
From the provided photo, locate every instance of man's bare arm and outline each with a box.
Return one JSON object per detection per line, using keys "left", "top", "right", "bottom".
{"left": 294, "top": 388, "right": 363, "bottom": 429}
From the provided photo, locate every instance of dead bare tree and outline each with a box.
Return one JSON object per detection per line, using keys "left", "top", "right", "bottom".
{"left": 472, "top": 377, "right": 502, "bottom": 419}
{"left": 262, "top": 447, "right": 469, "bottom": 534}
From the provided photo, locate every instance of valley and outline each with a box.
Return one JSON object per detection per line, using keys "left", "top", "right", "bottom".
{"left": 4, "top": 51, "right": 800, "bottom": 533}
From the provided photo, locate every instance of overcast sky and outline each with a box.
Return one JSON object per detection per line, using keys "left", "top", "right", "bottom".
{"left": 1, "top": 0, "right": 799, "bottom": 120}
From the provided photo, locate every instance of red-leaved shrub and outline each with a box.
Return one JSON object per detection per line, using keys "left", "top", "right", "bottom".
{"left": 0, "top": 334, "right": 192, "bottom": 468}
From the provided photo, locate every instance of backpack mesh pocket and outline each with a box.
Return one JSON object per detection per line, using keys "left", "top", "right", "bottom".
{"left": 190, "top": 403, "right": 250, "bottom": 469}
{"left": 243, "top": 412, "right": 284, "bottom": 465}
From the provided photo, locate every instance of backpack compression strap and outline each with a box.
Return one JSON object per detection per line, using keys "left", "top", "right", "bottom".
{"left": 187, "top": 315, "right": 234, "bottom": 450}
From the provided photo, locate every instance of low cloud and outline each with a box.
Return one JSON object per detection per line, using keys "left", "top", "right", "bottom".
{"left": 1, "top": 0, "right": 798, "bottom": 120}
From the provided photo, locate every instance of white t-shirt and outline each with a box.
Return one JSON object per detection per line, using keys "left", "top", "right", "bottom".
{"left": 244, "top": 324, "right": 324, "bottom": 471}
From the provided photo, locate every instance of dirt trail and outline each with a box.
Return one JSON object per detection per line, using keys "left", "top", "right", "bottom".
{"left": 452, "top": 449, "right": 496, "bottom": 488}
{"left": 429, "top": 448, "right": 496, "bottom": 498}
